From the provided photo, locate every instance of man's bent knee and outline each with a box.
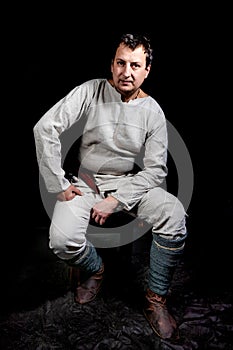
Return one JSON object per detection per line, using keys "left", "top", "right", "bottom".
{"left": 152, "top": 195, "right": 187, "bottom": 238}
{"left": 49, "top": 224, "right": 86, "bottom": 260}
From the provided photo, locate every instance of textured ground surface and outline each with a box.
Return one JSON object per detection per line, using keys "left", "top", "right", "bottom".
{"left": 0, "top": 229, "right": 232, "bottom": 350}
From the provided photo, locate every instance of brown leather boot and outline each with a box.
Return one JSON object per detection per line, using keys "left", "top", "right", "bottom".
{"left": 74, "top": 263, "right": 104, "bottom": 304}
{"left": 143, "top": 288, "right": 179, "bottom": 340}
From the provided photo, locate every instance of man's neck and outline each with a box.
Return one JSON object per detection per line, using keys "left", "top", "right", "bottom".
{"left": 108, "top": 79, "right": 148, "bottom": 102}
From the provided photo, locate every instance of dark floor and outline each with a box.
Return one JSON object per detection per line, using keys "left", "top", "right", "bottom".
{"left": 0, "top": 225, "right": 233, "bottom": 350}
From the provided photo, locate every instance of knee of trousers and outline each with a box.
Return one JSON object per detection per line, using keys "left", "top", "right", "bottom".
{"left": 152, "top": 197, "right": 187, "bottom": 237}
{"left": 49, "top": 223, "right": 87, "bottom": 260}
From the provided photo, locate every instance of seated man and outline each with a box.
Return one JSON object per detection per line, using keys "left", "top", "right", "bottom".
{"left": 33, "top": 33, "right": 188, "bottom": 340}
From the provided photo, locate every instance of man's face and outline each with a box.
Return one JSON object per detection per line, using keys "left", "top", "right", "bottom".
{"left": 111, "top": 43, "right": 150, "bottom": 96}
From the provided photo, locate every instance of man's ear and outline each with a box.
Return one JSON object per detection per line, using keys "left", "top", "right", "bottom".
{"left": 145, "top": 64, "right": 151, "bottom": 78}
{"left": 111, "top": 59, "right": 114, "bottom": 73}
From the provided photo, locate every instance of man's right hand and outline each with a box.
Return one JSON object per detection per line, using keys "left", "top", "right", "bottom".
{"left": 57, "top": 184, "right": 83, "bottom": 201}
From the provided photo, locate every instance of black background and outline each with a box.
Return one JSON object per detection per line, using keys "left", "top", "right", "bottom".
{"left": 4, "top": 4, "right": 232, "bottom": 293}
{"left": 1, "top": 5, "right": 232, "bottom": 349}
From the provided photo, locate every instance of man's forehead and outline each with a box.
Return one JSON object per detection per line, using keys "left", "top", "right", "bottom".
{"left": 115, "top": 44, "right": 146, "bottom": 61}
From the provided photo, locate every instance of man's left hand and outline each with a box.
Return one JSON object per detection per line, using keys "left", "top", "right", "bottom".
{"left": 92, "top": 196, "right": 119, "bottom": 225}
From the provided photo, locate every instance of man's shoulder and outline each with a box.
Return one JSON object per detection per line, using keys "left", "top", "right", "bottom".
{"left": 141, "top": 95, "right": 165, "bottom": 115}
{"left": 82, "top": 78, "right": 107, "bottom": 89}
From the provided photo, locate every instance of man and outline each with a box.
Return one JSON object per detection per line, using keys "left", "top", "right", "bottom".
{"left": 33, "top": 33, "right": 188, "bottom": 340}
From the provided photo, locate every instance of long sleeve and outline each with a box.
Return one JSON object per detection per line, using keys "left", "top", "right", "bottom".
{"left": 33, "top": 83, "right": 93, "bottom": 193}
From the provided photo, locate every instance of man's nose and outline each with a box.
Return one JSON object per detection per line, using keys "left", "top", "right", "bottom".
{"left": 122, "top": 64, "right": 131, "bottom": 77}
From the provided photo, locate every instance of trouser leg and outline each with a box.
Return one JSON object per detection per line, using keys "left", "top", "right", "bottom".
{"left": 49, "top": 192, "right": 103, "bottom": 275}
{"left": 49, "top": 192, "right": 105, "bottom": 304}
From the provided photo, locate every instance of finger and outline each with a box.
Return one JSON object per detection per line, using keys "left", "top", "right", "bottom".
{"left": 92, "top": 209, "right": 102, "bottom": 218}
{"left": 100, "top": 217, "right": 106, "bottom": 225}
{"left": 95, "top": 215, "right": 100, "bottom": 224}
{"left": 73, "top": 188, "right": 83, "bottom": 196}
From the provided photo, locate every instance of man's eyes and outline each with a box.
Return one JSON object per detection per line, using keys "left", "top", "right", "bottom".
{"left": 117, "top": 61, "right": 140, "bottom": 69}
{"left": 117, "top": 61, "right": 125, "bottom": 66}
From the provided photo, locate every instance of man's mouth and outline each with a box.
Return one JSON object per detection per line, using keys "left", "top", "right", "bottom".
{"left": 120, "top": 80, "right": 132, "bottom": 85}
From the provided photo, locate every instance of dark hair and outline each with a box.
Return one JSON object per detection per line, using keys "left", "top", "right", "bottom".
{"left": 111, "top": 33, "right": 153, "bottom": 69}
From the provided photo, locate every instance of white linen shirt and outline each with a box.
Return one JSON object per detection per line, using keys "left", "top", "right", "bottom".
{"left": 33, "top": 78, "right": 168, "bottom": 210}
